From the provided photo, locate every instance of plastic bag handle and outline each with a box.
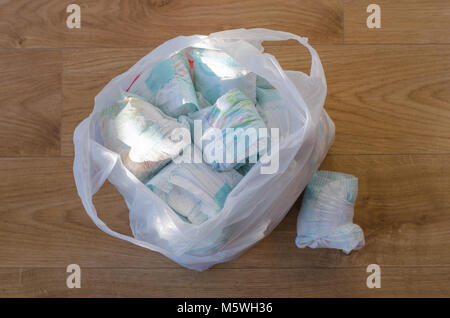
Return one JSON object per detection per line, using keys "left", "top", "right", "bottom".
{"left": 209, "top": 28, "right": 326, "bottom": 125}
{"left": 73, "top": 116, "right": 168, "bottom": 255}
{"left": 209, "top": 28, "right": 326, "bottom": 83}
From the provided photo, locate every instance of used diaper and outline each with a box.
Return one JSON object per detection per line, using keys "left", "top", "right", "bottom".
{"left": 98, "top": 93, "right": 191, "bottom": 182}
{"left": 189, "top": 48, "right": 257, "bottom": 105}
{"left": 188, "top": 89, "right": 268, "bottom": 171}
{"left": 130, "top": 51, "right": 199, "bottom": 117}
{"left": 147, "top": 146, "right": 243, "bottom": 225}
{"left": 296, "top": 171, "right": 365, "bottom": 254}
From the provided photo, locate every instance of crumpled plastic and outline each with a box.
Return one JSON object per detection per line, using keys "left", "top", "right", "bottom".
{"left": 131, "top": 51, "right": 199, "bottom": 117}
{"left": 98, "top": 93, "right": 191, "bottom": 182}
{"left": 296, "top": 170, "right": 365, "bottom": 254}
{"left": 189, "top": 48, "right": 257, "bottom": 105}
{"left": 256, "top": 75, "right": 274, "bottom": 89}
{"left": 255, "top": 87, "right": 290, "bottom": 134}
{"left": 147, "top": 145, "right": 243, "bottom": 225}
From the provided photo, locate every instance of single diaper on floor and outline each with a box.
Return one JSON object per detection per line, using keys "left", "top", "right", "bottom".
{"left": 188, "top": 88, "right": 268, "bottom": 171}
{"left": 130, "top": 51, "right": 199, "bottom": 117}
{"left": 296, "top": 171, "right": 365, "bottom": 254}
{"left": 98, "top": 93, "right": 191, "bottom": 182}
{"left": 146, "top": 146, "right": 243, "bottom": 225}
{"left": 189, "top": 48, "right": 257, "bottom": 105}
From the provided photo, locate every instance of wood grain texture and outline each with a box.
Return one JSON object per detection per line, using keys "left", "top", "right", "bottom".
{"left": 1, "top": 155, "right": 449, "bottom": 270}
{"left": 344, "top": 0, "right": 450, "bottom": 44}
{"left": 265, "top": 44, "right": 450, "bottom": 154}
{"left": 0, "top": 266, "right": 449, "bottom": 297}
{"left": 0, "top": 49, "right": 61, "bottom": 156}
{"left": 1, "top": 0, "right": 450, "bottom": 298}
{"left": 0, "top": 0, "right": 343, "bottom": 49}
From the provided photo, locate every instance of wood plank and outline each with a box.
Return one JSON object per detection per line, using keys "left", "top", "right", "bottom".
{"left": 0, "top": 0, "right": 343, "bottom": 49}
{"left": 221, "top": 154, "right": 450, "bottom": 268}
{"left": 264, "top": 44, "right": 450, "bottom": 154}
{"left": 62, "top": 44, "right": 450, "bottom": 156}
{"left": 1, "top": 155, "right": 449, "bottom": 269}
{"left": 0, "top": 49, "right": 61, "bottom": 156}
{"left": 344, "top": 0, "right": 450, "bottom": 44}
{"left": 0, "top": 157, "right": 176, "bottom": 268}
{"left": 0, "top": 266, "right": 449, "bottom": 297}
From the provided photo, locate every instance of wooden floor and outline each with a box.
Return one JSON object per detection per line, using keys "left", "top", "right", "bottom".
{"left": 0, "top": 0, "right": 449, "bottom": 297}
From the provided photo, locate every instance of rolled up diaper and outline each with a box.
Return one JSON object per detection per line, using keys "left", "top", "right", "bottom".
{"left": 189, "top": 89, "right": 268, "bottom": 171}
{"left": 189, "top": 48, "right": 257, "bottom": 105}
{"left": 296, "top": 171, "right": 365, "bottom": 254}
{"left": 147, "top": 146, "right": 243, "bottom": 225}
{"left": 130, "top": 51, "right": 199, "bottom": 117}
{"left": 98, "top": 93, "right": 191, "bottom": 182}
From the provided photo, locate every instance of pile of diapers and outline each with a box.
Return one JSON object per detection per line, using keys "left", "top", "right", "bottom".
{"left": 97, "top": 47, "right": 365, "bottom": 255}
{"left": 98, "top": 48, "right": 279, "bottom": 225}
{"left": 96, "top": 46, "right": 365, "bottom": 256}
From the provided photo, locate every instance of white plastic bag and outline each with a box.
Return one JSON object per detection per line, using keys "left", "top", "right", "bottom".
{"left": 73, "top": 28, "right": 332, "bottom": 271}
